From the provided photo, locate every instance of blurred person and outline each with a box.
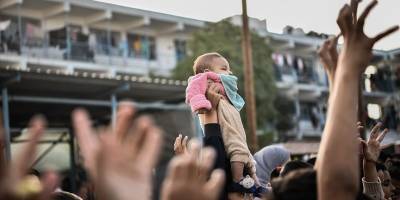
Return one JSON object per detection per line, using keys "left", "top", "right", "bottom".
{"left": 253, "top": 145, "right": 290, "bottom": 187}
{"left": 359, "top": 122, "right": 393, "bottom": 200}
{"left": 266, "top": 0, "right": 399, "bottom": 199}
{"left": 72, "top": 103, "right": 163, "bottom": 200}
{"left": 161, "top": 140, "right": 225, "bottom": 200}
{"left": 0, "top": 115, "right": 60, "bottom": 200}
{"left": 387, "top": 161, "right": 400, "bottom": 199}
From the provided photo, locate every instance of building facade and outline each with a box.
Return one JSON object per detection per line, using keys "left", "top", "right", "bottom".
{"left": 0, "top": 0, "right": 204, "bottom": 77}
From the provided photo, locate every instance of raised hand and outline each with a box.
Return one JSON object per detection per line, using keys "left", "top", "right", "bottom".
{"left": 173, "top": 134, "right": 189, "bottom": 155}
{"left": 359, "top": 122, "right": 388, "bottom": 163}
{"left": 0, "top": 115, "right": 58, "bottom": 200}
{"left": 337, "top": 0, "right": 399, "bottom": 74}
{"left": 72, "top": 102, "right": 163, "bottom": 200}
{"left": 161, "top": 140, "right": 225, "bottom": 200}
{"left": 318, "top": 34, "right": 341, "bottom": 86}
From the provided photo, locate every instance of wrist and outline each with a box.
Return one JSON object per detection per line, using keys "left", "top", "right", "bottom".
{"left": 337, "top": 55, "right": 365, "bottom": 78}
{"left": 364, "top": 158, "right": 378, "bottom": 164}
{"left": 203, "top": 109, "right": 218, "bottom": 124}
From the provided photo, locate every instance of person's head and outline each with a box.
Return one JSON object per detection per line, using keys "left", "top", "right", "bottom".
{"left": 254, "top": 145, "right": 290, "bottom": 186}
{"left": 280, "top": 160, "right": 313, "bottom": 177}
{"left": 376, "top": 163, "right": 396, "bottom": 199}
{"left": 192, "top": 52, "right": 232, "bottom": 75}
{"left": 270, "top": 167, "right": 282, "bottom": 182}
{"left": 266, "top": 168, "right": 317, "bottom": 200}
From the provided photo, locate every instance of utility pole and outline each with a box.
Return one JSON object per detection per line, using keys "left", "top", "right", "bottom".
{"left": 241, "top": 0, "right": 258, "bottom": 152}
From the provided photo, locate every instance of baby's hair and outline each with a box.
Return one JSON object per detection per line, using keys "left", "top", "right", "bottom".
{"left": 193, "top": 52, "right": 224, "bottom": 74}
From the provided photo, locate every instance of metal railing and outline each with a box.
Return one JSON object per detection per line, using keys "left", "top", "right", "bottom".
{"left": 0, "top": 38, "right": 180, "bottom": 75}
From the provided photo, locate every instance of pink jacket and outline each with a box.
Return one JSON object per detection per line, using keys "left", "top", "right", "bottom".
{"left": 185, "top": 72, "right": 226, "bottom": 113}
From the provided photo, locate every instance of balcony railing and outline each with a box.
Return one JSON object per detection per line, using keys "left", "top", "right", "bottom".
{"left": 0, "top": 38, "right": 179, "bottom": 75}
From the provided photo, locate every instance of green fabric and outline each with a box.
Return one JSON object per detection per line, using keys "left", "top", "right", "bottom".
{"left": 220, "top": 74, "right": 245, "bottom": 111}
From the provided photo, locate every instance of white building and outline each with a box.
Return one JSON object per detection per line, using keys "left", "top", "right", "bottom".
{"left": 0, "top": 0, "right": 204, "bottom": 76}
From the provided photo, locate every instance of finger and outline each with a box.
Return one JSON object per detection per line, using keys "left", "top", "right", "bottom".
{"left": 204, "top": 169, "right": 226, "bottom": 199}
{"left": 128, "top": 116, "right": 154, "bottom": 155}
{"left": 72, "top": 109, "right": 98, "bottom": 158}
{"left": 187, "top": 139, "right": 201, "bottom": 180}
{"left": 137, "top": 126, "right": 163, "bottom": 168}
{"left": 15, "top": 115, "right": 46, "bottom": 178}
{"left": 174, "top": 134, "right": 182, "bottom": 152}
{"left": 350, "top": 0, "right": 360, "bottom": 24}
{"left": 332, "top": 33, "right": 342, "bottom": 46}
{"left": 337, "top": 4, "right": 353, "bottom": 34}
{"left": 376, "top": 128, "right": 388, "bottom": 143}
{"left": 357, "top": 0, "right": 378, "bottom": 30}
{"left": 208, "top": 83, "right": 219, "bottom": 93}
{"left": 373, "top": 26, "right": 399, "bottom": 43}
{"left": 369, "top": 122, "right": 382, "bottom": 140}
{"left": 198, "top": 147, "right": 216, "bottom": 182}
{"left": 165, "top": 156, "right": 186, "bottom": 180}
{"left": 182, "top": 136, "right": 189, "bottom": 152}
{"left": 115, "top": 103, "right": 135, "bottom": 141}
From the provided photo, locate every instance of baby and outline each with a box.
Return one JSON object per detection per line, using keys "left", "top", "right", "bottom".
{"left": 185, "top": 52, "right": 263, "bottom": 195}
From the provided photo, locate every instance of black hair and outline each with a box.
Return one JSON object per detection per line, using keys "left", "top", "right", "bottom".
{"left": 280, "top": 160, "right": 313, "bottom": 177}
{"left": 267, "top": 168, "right": 317, "bottom": 200}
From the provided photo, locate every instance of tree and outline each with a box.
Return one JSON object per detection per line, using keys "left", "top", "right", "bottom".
{"left": 274, "top": 95, "right": 297, "bottom": 141}
{"left": 173, "top": 20, "right": 276, "bottom": 128}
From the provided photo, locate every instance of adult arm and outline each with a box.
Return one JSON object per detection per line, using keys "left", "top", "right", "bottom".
{"left": 316, "top": 1, "right": 398, "bottom": 200}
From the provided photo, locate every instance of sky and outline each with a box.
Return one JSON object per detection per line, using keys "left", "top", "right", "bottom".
{"left": 96, "top": 0, "right": 400, "bottom": 50}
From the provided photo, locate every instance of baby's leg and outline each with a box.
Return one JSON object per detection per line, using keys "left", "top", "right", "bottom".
{"left": 231, "top": 161, "right": 245, "bottom": 182}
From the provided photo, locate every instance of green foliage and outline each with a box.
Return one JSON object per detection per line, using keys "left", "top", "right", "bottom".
{"left": 173, "top": 20, "right": 277, "bottom": 128}
{"left": 274, "top": 95, "right": 297, "bottom": 132}
{"left": 258, "top": 131, "right": 275, "bottom": 149}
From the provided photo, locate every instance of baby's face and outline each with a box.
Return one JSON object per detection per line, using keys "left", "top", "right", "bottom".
{"left": 210, "top": 57, "right": 233, "bottom": 75}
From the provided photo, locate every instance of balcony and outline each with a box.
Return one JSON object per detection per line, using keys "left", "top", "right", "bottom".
{"left": 0, "top": 37, "right": 178, "bottom": 76}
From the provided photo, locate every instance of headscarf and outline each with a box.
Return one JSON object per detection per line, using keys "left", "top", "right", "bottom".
{"left": 254, "top": 145, "right": 290, "bottom": 187}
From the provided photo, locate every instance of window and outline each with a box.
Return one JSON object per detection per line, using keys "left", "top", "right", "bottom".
{"left": 367, "top": 104, "right": 382, "bottom": 120}
{"left": 174, "top": 39, "right": 186, "bottom": 61}
{"left": 127, "top": 34, "right": 156, "bottom": 60}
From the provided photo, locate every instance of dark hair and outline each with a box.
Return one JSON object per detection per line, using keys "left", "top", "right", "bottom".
{"left": 267, "top": 168, "right": 317, "bottom": 200}
{"left": 307, "top": 157, "right": 317, "bottom": 166}
{"left": 280, "top": 160, "right": 313, "bottom": 177}
{"left": 270, "top": 167, "right": 282, "bottom": 181}
{"left": 376, "top": 163, "right": 387, "bottom": 172}
{"left": 388, "top": 160, "right": 400, "bottom": 180}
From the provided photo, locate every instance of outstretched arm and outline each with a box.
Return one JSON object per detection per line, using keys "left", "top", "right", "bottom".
{"left": 316, "top": 1, "right": 398, "bottom": 200}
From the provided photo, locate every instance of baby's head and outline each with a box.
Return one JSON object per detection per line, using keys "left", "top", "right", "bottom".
{"left": 193, "top": 52, "right": 232, "bottom": 75}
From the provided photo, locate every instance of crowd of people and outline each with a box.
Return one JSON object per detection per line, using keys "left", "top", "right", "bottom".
{"left": 0, "top": 0, "right": 400, "bottom": 199}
